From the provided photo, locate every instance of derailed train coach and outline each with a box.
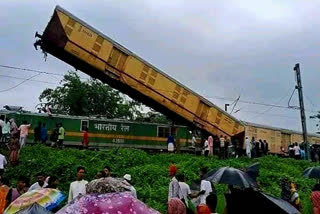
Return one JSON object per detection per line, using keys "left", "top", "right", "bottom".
{"left": 243, "top": 121, "right": 320, "bottom": 154}
{"left": 1, "top": 111, "right": 193, "bottom": 150}
{"left": 34, "top": 6, "right": 245, "bottom": 143}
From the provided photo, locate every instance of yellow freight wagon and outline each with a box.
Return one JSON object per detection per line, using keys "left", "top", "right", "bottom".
{"left": 35, "top": 6, "right": 244, "bottom": 139}
{"left": 243, "top": 121, "right": 320, "bottom": 153}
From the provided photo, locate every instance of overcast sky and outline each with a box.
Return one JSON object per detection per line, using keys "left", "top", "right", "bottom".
{"left": 0, "top": 0, "right": 319, "bottom": 133}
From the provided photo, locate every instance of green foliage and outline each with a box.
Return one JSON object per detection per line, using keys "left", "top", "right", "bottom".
{"left": 135, "top": 111, "right": 170, "bottom": 124}
{"left": 38, "top": 71, "right": 143, "bottom": 119}
{"left": 3, "top": 146, "right": 318, "bottom": 214}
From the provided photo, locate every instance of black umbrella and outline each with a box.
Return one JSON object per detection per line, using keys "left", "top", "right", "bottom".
{"left": 16, "top": 203, "right": 53, "bottom": 214}
{"left": 302, "top": 166, "right": 320, "bottom": 179}
{"left": 246, "top": 162, "right": 260, "bottom": 181}
{"left": 206, "top": 167, "right": 256, "bottom": 188}
{"left": 258, "top": 192, "right": 300, "bottom": 214}
{"left": 190, "top": 179, "right": 201, "bottom": 191}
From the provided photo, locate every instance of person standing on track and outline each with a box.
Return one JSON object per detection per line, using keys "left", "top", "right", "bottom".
{"left": 41, "top": 123, "right": 48, "bottom": 145}
{"left": 82, "top": 127, "right": 89, "bottom": 149}
{"left": 208, "top": 136, "right": 213, "bottom": 156}
{"left": 219, "top": 135, "right": 225, "bottom": 159}
{"left": 18, "top": 121, "right": 31, "bottom": 148}
{"left": 33, "top": 122, "right": 42, "bottom": 144}
{"left": 1, "top": 118, "right": 10, "bottom": 143}
{"left": 57, "top": 123, "right": 65, "bottom": 148}
{"left": 245, "top": 136, "right": 251, "bottom": 158}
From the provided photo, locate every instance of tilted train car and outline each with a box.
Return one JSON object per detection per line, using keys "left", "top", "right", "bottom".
{"left": 1, "top": 111, "right": 192, "bottom": 150}
{"left": 243, "top": 121, "right": 320, "bottom": 153}
{"left": 35, "top": 6, "right": 245, "bottom": 142}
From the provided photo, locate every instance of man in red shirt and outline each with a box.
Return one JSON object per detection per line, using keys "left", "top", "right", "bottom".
{"left": 82, "top": 128, "right": 89, "bottom": 149}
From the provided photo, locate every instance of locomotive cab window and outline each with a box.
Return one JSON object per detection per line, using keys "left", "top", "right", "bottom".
{"left": 80, "top": 120, "right": 89, "bottom": 131}
{"left": 157, "top": 126, "right": 171, "bottom": 138}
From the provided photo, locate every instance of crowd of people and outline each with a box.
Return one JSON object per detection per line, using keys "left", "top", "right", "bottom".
{"left": 0, "top": 116, "right": 71, "bottom": 167}
{"left": 167, "top": 164, "right": 320, "bottom": 214}
{"left": 168, "top": 165, "right": 217, "bottom": 214}
{"left": 0, "top": 165, "right": 137, "bottom": 213}
{"left": 168, "top": 134, "right": 244, "bottom": 159}
{"left": 244, "top": 137, "right": 269, "bottom": 159}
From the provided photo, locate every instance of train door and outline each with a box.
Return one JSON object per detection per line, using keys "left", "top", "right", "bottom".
{"left": 281, "top": 133, "right": 290, "bottom": 149}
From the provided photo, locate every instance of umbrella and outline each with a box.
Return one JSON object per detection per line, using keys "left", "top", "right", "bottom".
{"left": 190, "top": 168, "right": 219, "bottom": 191}
{"left": 205, "top": 167, "right": 256, "bottom": 188}
{"left": 302, "top": 166, "right": 320, "bottom": 179}
{"left": 225, "top": 189, "right": 300, "bottom": 214}
{"left": 4, "top": 188, "right": 65, "bottom": 214}
{"left": 57, "top": 192, "right": 160, "bottom": 214}
{"left": 246, "top": 162, "right": 260, "bottom": 181}
{"left": 258, "top": 192, "right": 300, "bottom": 214}
{"left": 86, "top": 177, "right": 131, "bottom": 194}
{"left": 190, "top": 179, "right": 201, "bottom": 191}
{"left": 15, "top": 203, "right": 53, "bottom": 214}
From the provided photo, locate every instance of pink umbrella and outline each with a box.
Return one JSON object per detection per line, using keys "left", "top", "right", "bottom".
{"left": 57, "top": 192, "right": 160, "bottom": 214}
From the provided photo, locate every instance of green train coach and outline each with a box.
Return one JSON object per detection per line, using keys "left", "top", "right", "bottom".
{"left": 1, "top": 111, "right": 193, "bottom": 150}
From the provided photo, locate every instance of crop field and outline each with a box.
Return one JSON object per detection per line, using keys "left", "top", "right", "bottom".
{"left": 2, "top": 145, "right": 318, "bottom": 213}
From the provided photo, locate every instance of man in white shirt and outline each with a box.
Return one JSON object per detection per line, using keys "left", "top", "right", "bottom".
{"left": 68, "top": 166, "right": 88, "bottom": 202}
{"left": 220, "top": 135, "right": 226, "bottom": 159}
{"left": 198, "top": 168, "right": 212, "bottom": 205}
{"left": 1, "top": 118, "right": 10, "bottom": 143}
{"left": 168, "top": 165, "right": 179, "bottom": 200}
{"left": 177, "top": 174, "right": 191, "bottom": 202}
{"left": 123, "top": 174, "right": 137, "bottom": 198}
{"left": 191, "top": 135, "right": 196, "bottom": 148}
{"left": 0, "top": 153, "right": 7, "bottom": 176}
{"left": 28, "top": 173, "right": 47, "bottom": 191}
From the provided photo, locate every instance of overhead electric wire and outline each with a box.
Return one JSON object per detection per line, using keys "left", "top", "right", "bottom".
{"left": 247, "top": 88, "right": 295, "bottom": 120}
{"left": 287, "top": 88, "right": 299, "bottom": 109}
{"left": 0, "top": 73, "right": 41, "bottom": 93}
{"left": 0, "top": 64, "right": 62, "bottom": 76}
{"left": 0, "top": 74, "right": 58, "bottom": 85}
{"left": 0, "top": 64, "right": 90, "bottom": 80}
{"left": 238, "top": 110, "right": 299, "bottom": 119}
{"left": 0, "top": 64, "right": 317, "bottom": 113}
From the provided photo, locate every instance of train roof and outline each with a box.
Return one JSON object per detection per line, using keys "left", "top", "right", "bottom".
{"left": 54, "top": 5, "right": 243, "bottom": 126}
{"left": 1, "top": 110, "right": 187, "bottom": 127}
{"left": 242, "top": 121, "right": 320, "bottom": 138}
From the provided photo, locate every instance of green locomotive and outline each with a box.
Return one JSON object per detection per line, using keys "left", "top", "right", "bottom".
{"left": 1, "top": 110, "right": 193, "bottom": 150}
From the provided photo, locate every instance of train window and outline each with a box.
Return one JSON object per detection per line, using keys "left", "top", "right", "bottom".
{"left": 80, "top": 120, "right": 89, "bottom": 131}
{"left": 157, "top": 126, "right": 171, "bottom": 138}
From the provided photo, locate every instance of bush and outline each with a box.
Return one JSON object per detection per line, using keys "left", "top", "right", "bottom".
{"left": 3, "top": 145, "right": 317, "bottom": 213}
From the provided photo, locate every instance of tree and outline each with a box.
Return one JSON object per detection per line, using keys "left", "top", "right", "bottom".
{"left": 135, "top": 110, "right": 170, "bottom": 124}
{"left": 39, "top": 71, "right": 143, "bottom": 119}
{"left": 310, "top": 111, "right": 320, "bottom": 134}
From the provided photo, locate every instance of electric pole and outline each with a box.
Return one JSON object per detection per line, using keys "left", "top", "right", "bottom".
{"left": 293, "top": 63, "right": 309, "bottom": 159}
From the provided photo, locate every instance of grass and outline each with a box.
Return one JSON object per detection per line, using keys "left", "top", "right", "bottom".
{"left": 2, "top": 145, "right": 318, "bottom": 213}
